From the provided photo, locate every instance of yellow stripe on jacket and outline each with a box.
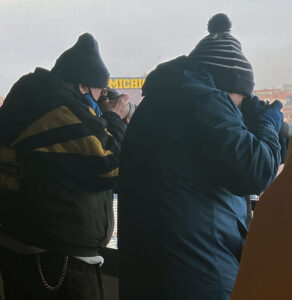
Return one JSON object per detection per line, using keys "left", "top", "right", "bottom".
{"left": 11, "top": 106, "right": 82, "bottom": 146}
{"left": 99, "top": 168, "right": 119, "bottom": 178}
{"left": 33, "top": 135, "right": 113, "bottom": 157}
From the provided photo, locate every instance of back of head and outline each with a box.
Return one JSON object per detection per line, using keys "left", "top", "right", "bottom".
{"left": 189, "top": 13, "right": 254, "bottom": 96}
{"left": 51, "top": 33, "right": 110, "bottom": 88}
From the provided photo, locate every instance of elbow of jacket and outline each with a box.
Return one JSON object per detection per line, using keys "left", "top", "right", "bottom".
{"left": 232, "top": 180, "right": 270, "bottom": 197}
{"left": 247, "top": 166, "right": 279, "bottom": 195}
{"left": 232, "top": 163, "right": 279, "bottom": 197}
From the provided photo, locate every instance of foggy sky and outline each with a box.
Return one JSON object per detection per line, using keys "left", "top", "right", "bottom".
{"left": 1, "top": 0, "right": 292, "bottom": 95}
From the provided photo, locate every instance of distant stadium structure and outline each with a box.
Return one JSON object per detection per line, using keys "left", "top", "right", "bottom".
{"left": 254, "top": 85, "right": 292, "bottom": 123}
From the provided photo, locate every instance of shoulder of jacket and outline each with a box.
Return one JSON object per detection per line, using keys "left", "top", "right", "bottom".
{"left": 183, "top": 82, "right": 225, "bottom": 100}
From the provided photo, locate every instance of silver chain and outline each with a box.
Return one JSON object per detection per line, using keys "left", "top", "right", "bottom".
{"left": 36, "top": 254, "right": 69, "bottom": 291}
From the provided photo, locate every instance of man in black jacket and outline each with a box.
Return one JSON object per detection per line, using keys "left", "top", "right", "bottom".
{"left": 118, "top": 14, "right": 284, "bottom": 300}
{"left": 0, "top": 33, "right": 128, "bottom": 300}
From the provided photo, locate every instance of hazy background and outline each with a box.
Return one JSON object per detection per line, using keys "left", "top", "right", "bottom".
{"left": 1, "top": 0, "right": 291, "bottom": 96}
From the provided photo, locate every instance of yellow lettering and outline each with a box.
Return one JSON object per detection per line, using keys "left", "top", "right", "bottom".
{"left": 109, "top": 79, "right": 119, "bottom": 89}
{"left": 130, "top": 79, "right": 139, "bottom": 88}
{"left": 139, "top": 79, "right": 146, "bottom": 88}
{"left": 123, "top": 79, "right": 130, "bottom": 88}
{"left": 118, "top": 79, "right": 123, "bottom": 89}
{"left": 109, "top": 78, "right": 146, "bottom": 89}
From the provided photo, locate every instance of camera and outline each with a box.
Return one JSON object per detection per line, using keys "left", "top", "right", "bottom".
{"left": 100, "top": 88, "right": 137, "bottom": 120}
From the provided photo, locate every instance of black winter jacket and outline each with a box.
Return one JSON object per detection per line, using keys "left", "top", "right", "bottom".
{"left": 0, "top": 68, "right": 126, "bottom": 256}
{"left": 118, "top": 56, "right": 281, "bottom": 300}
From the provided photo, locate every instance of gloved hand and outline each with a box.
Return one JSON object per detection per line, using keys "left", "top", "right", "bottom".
{"left": 241, "top": 96, "right": 268, "bottom": 129}
{"left": 258, "top": 100, "right": 283, "bottom": 133}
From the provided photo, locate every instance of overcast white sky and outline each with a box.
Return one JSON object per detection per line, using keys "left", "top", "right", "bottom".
{"left": 1, "top": 0, "right": 292, "bottom": 95}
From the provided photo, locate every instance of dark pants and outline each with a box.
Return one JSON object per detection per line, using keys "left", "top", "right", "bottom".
{"left": 0, "top": 247, "right": 104, "bottom": 300}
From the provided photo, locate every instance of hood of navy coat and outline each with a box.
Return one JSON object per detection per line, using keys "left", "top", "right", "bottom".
{"left": 142, "top": 55, "right": 217, "bottom": 98}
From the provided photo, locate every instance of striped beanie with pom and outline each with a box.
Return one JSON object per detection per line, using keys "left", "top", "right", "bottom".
{"left": 189, "top": 13, "right": 254, "bottom": 96}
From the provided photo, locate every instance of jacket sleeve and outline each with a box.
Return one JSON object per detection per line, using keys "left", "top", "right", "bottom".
{"left": 101, "top": 111, "right": 127, "bottom": 144}
{"left": 195, "top": 91, "right": 281, "bottom": 196}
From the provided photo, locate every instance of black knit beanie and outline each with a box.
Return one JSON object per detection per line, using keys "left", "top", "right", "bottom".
{"left": 51, "top": 33, "right": 110, "bottom": 88}
{"left": 189, "top": 13, "right": 254, "bottom": 96}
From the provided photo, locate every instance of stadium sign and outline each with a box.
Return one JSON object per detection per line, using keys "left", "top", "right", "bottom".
{"left": 109, "top": 78, "right": 146, "bottom": 89}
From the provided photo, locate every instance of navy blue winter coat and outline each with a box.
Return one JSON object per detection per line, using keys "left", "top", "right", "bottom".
{"left": 118, "top": 56, "right": 281, "bottom": 300}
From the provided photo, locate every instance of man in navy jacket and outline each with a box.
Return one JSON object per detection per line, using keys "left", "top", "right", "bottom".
{"left": 118, "top": 14, "right": 284, "bottom": 300}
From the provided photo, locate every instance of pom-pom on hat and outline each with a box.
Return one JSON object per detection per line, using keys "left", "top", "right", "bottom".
{"left": 207, "top": 13, "right": 232, "bottom": 34}
{"left": 189, "top": 13, "right": 254, "bottom": 96}
{"left": 51, "top": 33, "right": 110, "bottom": 88}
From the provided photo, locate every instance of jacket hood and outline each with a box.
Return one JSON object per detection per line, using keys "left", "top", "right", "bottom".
{"left": 142, "top": 56, "right": 216, "bottom": 98}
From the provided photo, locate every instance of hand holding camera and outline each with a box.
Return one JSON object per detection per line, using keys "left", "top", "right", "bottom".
{"left": 258, "top": 100, "right": 283, "bottom": 133}
{"left": 241, "top": 96, "right": 269, "bottom": 128}
{"left": 99, "top": 88, "right": 137, "bottom": 122}
{"left": 241, "top": 95, "right": 289, "bottom": 163}
{"left": 99, "top": 93, "right": 129, "bottom": 120}
{"left": 241, "top": 96, "right": 286, "bottom": 135}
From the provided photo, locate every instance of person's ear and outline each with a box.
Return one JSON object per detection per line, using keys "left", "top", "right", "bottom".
{"left": 78, "top": 84, "right": 90, "bottom": 94}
